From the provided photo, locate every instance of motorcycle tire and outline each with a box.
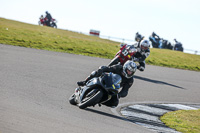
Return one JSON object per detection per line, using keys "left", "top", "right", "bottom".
{"left": 78, "top": 89, "right": 103, "bottom": 109}
{"left": 69, "top": 93, "right": 77, "bottom": 105}
{"left": 38, "top": 21, "right": 41, "bottom": 25}
{"left": 51, "top": 23, "right": 57, "bottom": 28}
{"left": 54, "top": 24, "right": 57, "bottom": 29}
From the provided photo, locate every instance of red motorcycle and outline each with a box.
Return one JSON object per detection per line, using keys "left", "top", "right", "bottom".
{"left": 38, "top": 17, "right": 47, "bottom": 26}
{"left": 108, "top": 44, "right": 137, "bottom": 66}
{"left": 38, "top": 17, "right": 57, "bottom": 28}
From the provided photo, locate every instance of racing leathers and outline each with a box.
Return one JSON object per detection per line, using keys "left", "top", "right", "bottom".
{"left": 132, "top": 42, "right": 150, "bottom": 71}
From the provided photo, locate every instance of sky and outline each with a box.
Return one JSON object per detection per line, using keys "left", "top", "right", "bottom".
{"left": 1, "top": 0, "right": 200, "bottom": 54}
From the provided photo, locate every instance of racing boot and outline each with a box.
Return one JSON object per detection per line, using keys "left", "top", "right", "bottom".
{"left": 77, "top": 81, "right": 86, "bottom": 86}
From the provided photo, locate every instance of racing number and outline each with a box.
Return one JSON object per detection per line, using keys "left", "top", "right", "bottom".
{"left": 122, "top": 48, "right": 129, "bottom": 56}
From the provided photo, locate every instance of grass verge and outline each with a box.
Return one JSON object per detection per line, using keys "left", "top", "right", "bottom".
{"left": 160, "top": 109, "right": 200, "bottom": 133}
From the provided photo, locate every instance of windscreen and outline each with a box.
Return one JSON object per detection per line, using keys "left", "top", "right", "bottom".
{"left": 103, "top": 73, "right": 121, "bottom": 89}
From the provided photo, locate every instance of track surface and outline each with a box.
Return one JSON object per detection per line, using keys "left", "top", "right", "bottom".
{"left": 0, "top": 44, "right": 200, "bottom": 133}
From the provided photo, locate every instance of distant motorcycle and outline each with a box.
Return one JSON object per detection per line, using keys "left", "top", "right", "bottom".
{"left": 135, "top": 32, "right": 144, "bottom": 42}
{"left": 161, "top": 39, "right": 173, "bottom": 50}
{"left": 108, "top": 44, "right": 137, "bottom": 66}
{"left": 173, "top": 39, "right": 183, "bottom": 52}
{"left": 69, "top": 72, "right": 122, "bottom": 109}
{"left": 38, "top": 18, "right": 57, "bottom": 28}
{"left": 149, "top": 35, "right": 160, "bottom": 48}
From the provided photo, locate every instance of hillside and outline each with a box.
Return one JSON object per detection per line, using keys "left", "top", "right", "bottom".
{"left": 0, "top": 17, "right": 200, "bottom": 71}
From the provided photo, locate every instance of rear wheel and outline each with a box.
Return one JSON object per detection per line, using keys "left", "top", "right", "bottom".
{"left": 78, "top": 89, "right": 103, "bottom": 109}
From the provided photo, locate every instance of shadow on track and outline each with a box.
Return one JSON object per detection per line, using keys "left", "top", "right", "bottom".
{"left": 134, "top": 75, "right": 185, "bottom": 89}
{"left": 85, "top": 108, "right": 128, "bottom": 122}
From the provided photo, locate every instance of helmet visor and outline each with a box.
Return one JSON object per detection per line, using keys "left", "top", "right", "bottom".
{"left": 141, "top": 45, "right": 148, "bottom": 50}
{"left": 126, "top": 69, "right": 134, "bottom": 77}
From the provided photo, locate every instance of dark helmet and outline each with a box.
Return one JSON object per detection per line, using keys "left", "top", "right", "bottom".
{"left": 123, "top": 60, "right": 137, "bottom": 78}
{"left": 135, "top": 32, "right": 144, "bottom": 42}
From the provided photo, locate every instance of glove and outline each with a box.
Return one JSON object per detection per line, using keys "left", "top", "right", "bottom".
{"left": 137, "top": 48, "right": 141, "bottom": 53}
{"left": 133, "top": 57, "right": 139, "bottom": 62}
{"left": 138, "top": 66, "right": 145, "bottom": 71}
{"left": 96, "top": 69, "right": 103, "bottom": 76}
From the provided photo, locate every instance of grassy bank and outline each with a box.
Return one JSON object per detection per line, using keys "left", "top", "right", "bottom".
{"left": 161, "top": 109, "right": 200, "bottom": 133}
{"left": 0, "top": 17, "right": 200, "bottom": 71}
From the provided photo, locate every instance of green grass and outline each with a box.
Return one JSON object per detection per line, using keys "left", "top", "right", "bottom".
{"left": 0, "top": 17, "right": 200, "bottom": 71}
{"left": 161, "top": 109, "right": 200, "bottom": 133}
{"left": 0, "top": 17, "right": 118, "bottom": 59}
{"left": 146, "top": 48, "right": 200, "bottom": 71}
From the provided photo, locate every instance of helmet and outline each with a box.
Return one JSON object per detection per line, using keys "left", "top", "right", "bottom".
{"left": 123, "top": 60, "right": 137, "bottom": 78}
{"left": 140, "top": 40, "right": 150, "bottom": 51}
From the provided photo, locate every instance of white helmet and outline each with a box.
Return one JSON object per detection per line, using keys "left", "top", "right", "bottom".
{"left": 140, "top": 40, "right": 150, "bottom": 51}
{"left": 123, "top": 60, "right": 137, "bottom": 78}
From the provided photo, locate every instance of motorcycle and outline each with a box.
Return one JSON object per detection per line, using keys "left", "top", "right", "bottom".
{"left": 161, "top": 39, "right": 173, "bottom": 50}
{"left": 69, "top": 72, "right": 122, "bottom": 109}
{"left": 108, "top": 44, "right": 137, "bottom": 66}
{"left": 149, "top": 32, "right": 161, "bottom": 48}
{"left": 174, "top": 42, "right": 183, "bottom": 52}
{"left": 38, "top": 18, "right": 57, "bottom": 28}
{"left": 149, "top": 36, "right": 160, "bottom": 48}
{"left": 135, "top": 32, "right": 144, "bottom": 42}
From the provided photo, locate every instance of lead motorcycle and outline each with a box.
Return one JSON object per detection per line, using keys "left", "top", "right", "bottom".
{"left": 69, "top": 72, "right": 122, "bottom": 109}
{"left": 38, "top": 18, "right": 57, "bottom": 28}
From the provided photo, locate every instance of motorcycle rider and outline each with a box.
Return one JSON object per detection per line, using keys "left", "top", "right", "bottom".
{"left": 173, "top": 39, "right": 183, "bottom": 52}
{"left": 39, "top": 15, "right": 45, "bottom": 25}
{"left": 77, "top": 60, "right": 137, "bottom": 107}
{"left": 133, "top": 39, "right": 150, "bottom": 71}
{"left": 149, "top": 32, "right": 160, "bottom": 48}
{"left": 45, "top": 11, "right": 52, "bottom": 26}
{"left": 135, "top": 32, "right": 144, "bottom": 42}
{"left": 152, "top": 32, "right": 160, "bottom": 39}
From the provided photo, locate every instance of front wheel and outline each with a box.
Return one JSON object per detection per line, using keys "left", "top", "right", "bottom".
{"left": 53, "top": 23, "right": 57, "bottom": 28}
{"left": 78, "top": 89, "right": 103, "bottom": 109}
{"left": 108, "top": 56, "right": 120, "bottom": 66}
{"left": 69, "top": 93, "right": 77, "bottom": 105}
{"left": 51, "top": 23, "right": 57, "bottom": 28}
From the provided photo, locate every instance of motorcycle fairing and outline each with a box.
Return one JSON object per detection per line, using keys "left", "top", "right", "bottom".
{"left": 75, "top": 77, "right": 100, "bottom": 103}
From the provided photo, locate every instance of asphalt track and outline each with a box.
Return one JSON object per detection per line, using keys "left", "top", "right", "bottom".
{"left": 0, "top": 44, "right": 200, "bottom": 133}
